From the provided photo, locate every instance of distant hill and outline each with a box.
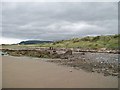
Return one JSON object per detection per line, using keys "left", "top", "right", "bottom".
{"left": 19, "top": 40, "right": 53, "bottom": 45}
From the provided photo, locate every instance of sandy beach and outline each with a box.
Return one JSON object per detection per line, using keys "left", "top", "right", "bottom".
{"left": 2, "top": 56, "right": 118, "bottom": 88}
{"left": 0, "top": 56, "right": 2, "bottom": 89}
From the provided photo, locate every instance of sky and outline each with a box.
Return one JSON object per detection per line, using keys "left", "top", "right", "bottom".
{"left": 1, "top": 1, "right": 118, "bottom": 44}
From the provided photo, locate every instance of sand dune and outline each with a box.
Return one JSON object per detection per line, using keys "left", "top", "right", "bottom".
{"left": 2, "top": 56, "right": 118, "bottom": 88}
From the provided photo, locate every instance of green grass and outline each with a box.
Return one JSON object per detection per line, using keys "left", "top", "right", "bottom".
{"left": 1, "top": 34, "right": 119, "bottom": 50}
{"left": 37, "top": 34, "right": 119, "bottom": 50}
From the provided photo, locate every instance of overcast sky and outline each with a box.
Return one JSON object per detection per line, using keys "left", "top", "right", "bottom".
{"left": 1, "top": 2, "right": 118, "bottom": 44}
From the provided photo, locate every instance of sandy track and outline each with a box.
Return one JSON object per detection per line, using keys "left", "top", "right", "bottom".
{"left": 2, "top": 56, "right": 118, "bottom": 88}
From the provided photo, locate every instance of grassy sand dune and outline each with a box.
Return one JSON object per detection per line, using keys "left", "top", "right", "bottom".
{"left": 1, "top": 34, "right": 119, "bottom": 50}
{"left": 31, "top": 34, "right": 120, "bottom": 50}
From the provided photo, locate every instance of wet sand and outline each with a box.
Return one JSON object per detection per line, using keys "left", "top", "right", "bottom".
{"left": 2, "top": 56, "right": 118, "bottom": 88}
{"left": 0, "top": 56, "right": 2, "bottom": 89}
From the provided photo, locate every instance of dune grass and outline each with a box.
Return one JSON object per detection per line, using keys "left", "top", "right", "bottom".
{"left": 1, "top": 34, "right": 119, "bottom": 50}
{"left": 34, "top": 34, "right": 119, "bottom": 50}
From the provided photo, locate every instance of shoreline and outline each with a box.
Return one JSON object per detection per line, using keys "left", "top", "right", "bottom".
{"left": 1, "top": 47, "right": 120, "bottom": 54}
{"left": 1, "top": 48, "right": 119, "bottom": 77}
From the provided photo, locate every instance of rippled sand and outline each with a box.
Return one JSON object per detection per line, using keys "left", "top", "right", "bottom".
{"left": 2, "top": 56, "right": 118, "bottom": 88}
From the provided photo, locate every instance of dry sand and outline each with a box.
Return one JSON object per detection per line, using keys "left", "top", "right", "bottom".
{"left": 2, "top": 56, "right": 118, "bottom": 88}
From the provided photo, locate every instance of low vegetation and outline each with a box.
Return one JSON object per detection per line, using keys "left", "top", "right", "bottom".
{"left": 1, "top": 34, "right": 120, "bottom": 50}
{"left": 34, "top": 34, "right": 120, "bottom": 50}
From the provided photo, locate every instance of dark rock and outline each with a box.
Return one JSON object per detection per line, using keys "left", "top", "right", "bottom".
{"left": 53, "top": 50, "right": 56, "bottom": 53}
{"left": 81, "top": 52, "right": 85, "bottom": 55}
{"left": 60, "top": 54, "right": 68, "bottom": 59}
{"left": 69, "top": 70, "right": 72, "bottom": 72}
{"left": 1, "top": 53, "right": 4, "bottom": 56}
{"left": 92, "top": 68, "right": 96, "bottom": 72}
{"left": 64, "top": 50, "right": 72, "bottom": 55}
{"left": 104, "top": 70, "right": 111, "bottom": 76}
{"left": 112, "top": 73, "right": 118, "bottom": 76}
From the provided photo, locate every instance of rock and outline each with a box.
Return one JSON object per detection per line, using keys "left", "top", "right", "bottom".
{"left": 97, "top": 69, "right": 101, "bottom": 73}
{"left": 64, "top": 50, "right": 72, "bottom": 55}
{"left": 94, "top": 64, "right": 97, "bottom": 67}
{"left": 81, "top": 52, "right": 85, "bottom": 55}
{"left": 52, "top": 53, "right": 60, "bottom": 58}
{"left": 74, "top": 67, "right": 80, "bottom": 70}
{"left": 1, "top": 53, "right": 4, "bottom": 56}
{"left": 53, "top": 50, "right": 56, "bottom": 53}
{"left": 101, "top": 68, "right": 106, "bottom": 72}
{"left": 92, "top": 68, "right": 96, "bottom": 72}
{"left": 69, "top": 70, "right": 72, "bottom": 72}
{"left": 60, "top": 54, "right": 68, "bottom": 59}
{"left": 100, "top": 48, "right": 106, "bottom": 51}
{"left": 100, "top": 61, "right": 103, "bottom": 64}
{"left": 104, "top": 71, "right": 111, "bottom": 76}
{"left": 49, "top": 47, "right": 53, "bottom": 50}
{"left": 112, "top": 73, "right": 118, "bottom": 76}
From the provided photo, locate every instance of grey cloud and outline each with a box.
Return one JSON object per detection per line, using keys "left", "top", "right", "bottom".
{"left": 2, "top": 2, "right": 118, "bottom": 41}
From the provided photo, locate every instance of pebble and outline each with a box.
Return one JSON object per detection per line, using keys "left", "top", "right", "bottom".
{"left": 69, "top": 70, "right": 72, "bottom": 72}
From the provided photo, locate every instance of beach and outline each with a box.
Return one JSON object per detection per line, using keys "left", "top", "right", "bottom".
{"left": 0, "top": 56, "right": 2, "bottom": 89}
{"left": 2, "top": 56, "right": 118, "bottom": 88}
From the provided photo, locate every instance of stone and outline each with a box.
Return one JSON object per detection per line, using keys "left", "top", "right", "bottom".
{"left": 92, "top": 68, "right": 96, "bottom": 72}
{"left": 64, "top": 50, "right": 72, "bottom": 55}
{"left": 81, "top": 52, "right": 85, "bottom": 55}
{"left": 112, "top": 73, "right": 118, "bottom": 76}
{"left": 69, "top": 70, "right": 72, "bottom": 72}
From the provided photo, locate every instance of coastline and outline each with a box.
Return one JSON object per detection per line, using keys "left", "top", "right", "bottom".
{"left": 1, "top": 48, "right": 119, "bottom": 77}
{"left": 1, "top": 47, "right": 120, "bottom": 54}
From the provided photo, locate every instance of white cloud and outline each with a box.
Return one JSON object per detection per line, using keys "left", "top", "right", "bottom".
{"left": 0, "top": 37, "right": 23, "bottom": 44}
